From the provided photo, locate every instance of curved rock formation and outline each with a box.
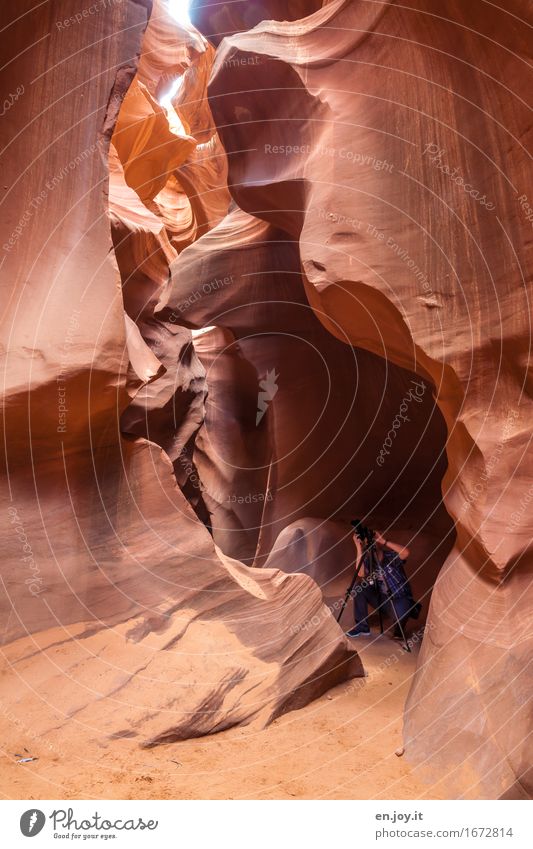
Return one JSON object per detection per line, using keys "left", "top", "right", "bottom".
{"left": 200, "top": 0, "right": 533, "bottom": 797}
{"left": 1, "top": 0, "right": 531, "bottom": 801}
{"left": 190, "top": 0, "right": 324, "bottom": 45}
{"left": 157, "top": 203, "right": 450, "bottom": 572}
{"left": 0, "top": 0, "right": 360, "bottom": 751}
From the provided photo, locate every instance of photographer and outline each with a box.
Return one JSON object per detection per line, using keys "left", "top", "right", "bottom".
{"left": 345, "top": 525, "right": 421, "bottom": 640}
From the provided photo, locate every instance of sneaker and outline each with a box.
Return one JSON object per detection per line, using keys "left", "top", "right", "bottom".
{"left": 345, "top": 626, "right": 371, "bottom": 638}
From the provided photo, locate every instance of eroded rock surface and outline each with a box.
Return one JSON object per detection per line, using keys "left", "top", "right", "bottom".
{"left": 1, "top": 0, "right": 531, "bottom": 800}
{"left": 199, "top": 0, "right": 533, "bottom": 797}
{"left": 0, "top": 0, "right": 360, "bottom": 750}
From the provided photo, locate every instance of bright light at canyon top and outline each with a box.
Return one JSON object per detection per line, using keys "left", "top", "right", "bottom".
{"left": 167, "top": 0, "right": 191, "bottom": 26}
{"left": 159, "top": 0, "right": 192, "bottom": 109}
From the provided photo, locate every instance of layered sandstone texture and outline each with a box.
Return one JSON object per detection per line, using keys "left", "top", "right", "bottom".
{"left": 0, "top": 0, "right": 360, "bottom": 751}
{"left": 183, "top": 0, "right": 532, "bottom": 798}
{"left": 1, "top": 0, "right": 532, "bottom": 801}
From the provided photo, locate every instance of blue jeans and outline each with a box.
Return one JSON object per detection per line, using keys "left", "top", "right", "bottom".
{"left": 354, "top": 583, "right": 413, "bottom": 630}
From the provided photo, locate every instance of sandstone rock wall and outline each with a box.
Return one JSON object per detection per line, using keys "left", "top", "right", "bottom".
{"left": 188, "top": 0, "right": 533, "bottom": 797}
{"left": 0, "top": 0, "right": 360, "bottom": 748}
{"left": 2, "top": 0, "right": 531, "bottom": 798}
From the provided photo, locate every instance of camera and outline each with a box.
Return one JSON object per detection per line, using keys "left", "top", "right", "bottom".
{"left": 351, "top": 519, "right": 375, "bottom": 546}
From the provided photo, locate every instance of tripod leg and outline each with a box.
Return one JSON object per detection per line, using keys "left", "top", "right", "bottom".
{"left": 336, "top": 586, "right": 354, "bottom": 624}
{"left": 336, "top": 557, "right": 364, "bottom": 624}
{"left": 376, "top": 583, "right": 385, "bottom": 634}
{"left": 387, "top": 594, "right": 411, "bottom": 652}
{"left": 369, "top": 547, "right": 385, "bottom": 634}
{"left": 378, "top": 562, "right": 411, "bottom": 651}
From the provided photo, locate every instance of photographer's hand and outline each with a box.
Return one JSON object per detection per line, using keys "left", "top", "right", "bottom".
{"left": 352, "top": 532, "right": 362, "bottom": 558}
{"left": 376, "top": 532, "right": 410, "bottom": 560}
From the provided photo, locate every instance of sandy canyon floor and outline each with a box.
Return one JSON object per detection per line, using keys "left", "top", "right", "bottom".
{"left": 1, "top": 635, "right": 446, "bottom": 800}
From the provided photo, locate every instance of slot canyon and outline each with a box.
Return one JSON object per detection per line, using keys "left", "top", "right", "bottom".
{"left": 1, "top": 0, "right": 531, "bottom": 800}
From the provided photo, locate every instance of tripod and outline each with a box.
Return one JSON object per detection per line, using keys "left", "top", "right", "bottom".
{"left": 336, "top": 539, "right": 411, "bottom": 652}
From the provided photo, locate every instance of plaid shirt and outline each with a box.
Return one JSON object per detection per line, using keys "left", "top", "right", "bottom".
{"left": 363, "top": 549, "right": 412, "bottom": 599}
